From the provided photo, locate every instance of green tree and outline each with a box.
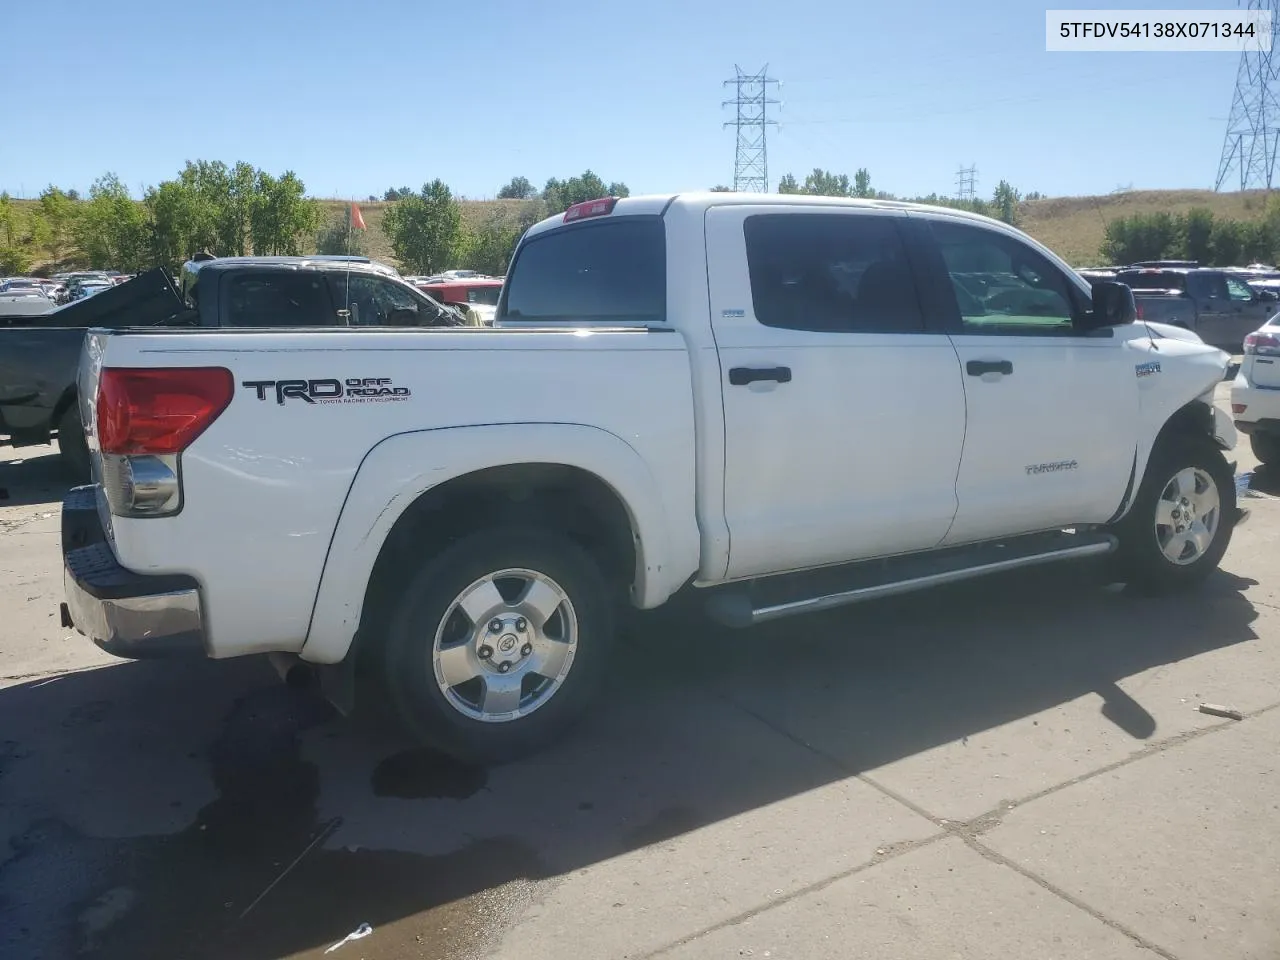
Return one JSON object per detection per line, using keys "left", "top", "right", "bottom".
{"left": 992, "top": 180, "right": 1021, "bottom": 225}
{"left": 74, "top": 174, "right": 149, "bottom": 271}
{"left": 218, "top": 161, "right": 258, "bottom": 256}
{"left": 801, "top": 168, "right": 851, "bottom": 196}
{"left": 1182, "top": 207, "right": 1215, "bottom": 265}
{"left": 710, "top": 185, "right": 733, "bottom": 192}
{"left": 776, "top": 173, "right": 801, "bottom": 194}
{"left": 316, "top": 207, "right": 367, "bottom": 256}
{"left": 542, "top": 171, "right": 628, "bottom": 213}
{"left": 497, "top": 176, "right": 537, "bottom": 200}
{"left": 37, "top": 186, "right": 80, "bottom": 265}
{"left": 1100, "top": 211, "right": 1179, "bottom": 265}
{"left": 250, "top": 170, "right": 319, "bottom": 256}
{"left": 382, "top": 179, "right": 465, "bottom": 274}
{"left": 0, "top": 192, "right": 33, "bottom": 274}
{"left": 146, "top": 177, "right": 215, "bottom": 267}
{"left": 853, "top": 169, "right": 873, "bottom": 199}
{"left": 1209, "top": 219, "right": 1243, "bottom": 265}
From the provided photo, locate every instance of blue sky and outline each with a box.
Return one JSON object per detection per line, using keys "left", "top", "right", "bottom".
{"left": 0, "top": 0, "right": 1247, "bottom": 201}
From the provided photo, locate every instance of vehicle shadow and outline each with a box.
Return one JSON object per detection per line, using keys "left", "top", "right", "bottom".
{"left": 0, "top": 562, "right": 1262, "bottom": 960}
{"left": 0, "top": 447, "right": 73, "bottom": 509}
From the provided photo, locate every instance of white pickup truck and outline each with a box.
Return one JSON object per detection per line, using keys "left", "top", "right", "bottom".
{"left": 61, "top": 193, "right": 1245, "bottom": 763}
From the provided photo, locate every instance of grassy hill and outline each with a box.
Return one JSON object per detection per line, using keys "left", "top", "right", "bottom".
{"left": 12, "top": 188, "right": 1274, "bottom": 270}
{"left": 1019, "top": 188, "right": 1271, "bottom": 266}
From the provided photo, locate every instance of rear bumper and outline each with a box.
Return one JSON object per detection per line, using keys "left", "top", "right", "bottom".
{"left": 61, "top": 485, "right": 206, "bottom": 659}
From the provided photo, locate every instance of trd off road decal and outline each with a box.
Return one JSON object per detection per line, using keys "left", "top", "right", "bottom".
{"left": 241, "top": 378, "right": 412, "bottom": 405}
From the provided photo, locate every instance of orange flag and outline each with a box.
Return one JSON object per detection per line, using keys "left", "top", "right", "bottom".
{"left": 350, "top": 202, "right": 367, "bottom": 231}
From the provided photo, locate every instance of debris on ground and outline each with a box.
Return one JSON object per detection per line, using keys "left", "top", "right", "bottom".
{"left": 1198, "top": 703, "right": 1244, "bottom": 721}
{"left": 324, "top": 922, "right": 373, "bottom": 953}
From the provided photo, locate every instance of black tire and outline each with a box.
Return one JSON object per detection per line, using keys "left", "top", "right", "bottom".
{"left": 1250, "top": 431, "right": 1280, "bottom": 465}
{"left": 379, "top": 525, "right": 615, "bottom": 765}
{"left": 56, "top": 405, "right": 90, "bottom": 480}
{"left": 1114, "top": 433, "right": 1236, "bottom": 594}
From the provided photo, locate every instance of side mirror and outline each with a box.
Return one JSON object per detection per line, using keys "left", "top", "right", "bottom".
{"left": 1083, "top": 280, "right": 1136, "bottom": 330}
{"left": 1259, "top": 289, "right": 1278, "bottom": 302}
{"left": 387, "top": 307, "right": 418, "bottom": 326}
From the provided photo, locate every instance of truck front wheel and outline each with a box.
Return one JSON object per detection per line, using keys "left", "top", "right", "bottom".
{"left": 379, "top": 525, "right": 615, "bottom": 764}
{"left": 1114, "top": 435, "right": 1236, "bottom": 594}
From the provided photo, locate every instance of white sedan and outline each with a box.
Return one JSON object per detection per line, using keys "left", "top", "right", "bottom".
{"left": 1230, "top": 313, "right": 1280, "bottom": 463}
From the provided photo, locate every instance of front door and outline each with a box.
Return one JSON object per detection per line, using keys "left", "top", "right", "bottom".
{"left": 705, "top": 205, "right": 967, "bottom": 580}
{"left": 910, "top": 215, "right": 1139, "bottom": 544}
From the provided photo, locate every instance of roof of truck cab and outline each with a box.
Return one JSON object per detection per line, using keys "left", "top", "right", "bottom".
{"left": 522, "top": 191, "right": 1020, "bottom": 241}
{"left": 182, "top": 256, "right": 399, "bottom": 277}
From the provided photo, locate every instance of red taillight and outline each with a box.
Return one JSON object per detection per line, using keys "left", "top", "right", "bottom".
{"left": 1232, "top": 403, "right": 1248, "bottom": 414}
{"left": 97, "top": 367, "right": 234, "bottom": 455}
{"left": 563, "top": 197, "right": 619, "bottom": 223}
{"left": 1135, "top": 303, "right": 1144, "bottom": 320}
{"left": 1244, "top": 331, "right": 1280, "bottom": 355}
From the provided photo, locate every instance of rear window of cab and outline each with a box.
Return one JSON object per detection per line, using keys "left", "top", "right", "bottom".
{"left": 500, "top": 218, "right": 665, "bottom": 324}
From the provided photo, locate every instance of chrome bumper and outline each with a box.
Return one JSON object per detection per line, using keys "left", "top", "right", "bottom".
{"left": 60, "top": 485, "right": 206, "bottom": 659}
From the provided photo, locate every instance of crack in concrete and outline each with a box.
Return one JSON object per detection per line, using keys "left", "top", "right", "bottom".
{"left": 691, "top": 687, "right": 1280, "bottom": 960}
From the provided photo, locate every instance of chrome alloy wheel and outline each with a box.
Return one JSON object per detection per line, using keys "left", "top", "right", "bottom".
{"left": 1154, "top": 467, "right": 1221, "bottom": 566}
{"left": 432, "top": 568, "right": 578, "bottom": 722}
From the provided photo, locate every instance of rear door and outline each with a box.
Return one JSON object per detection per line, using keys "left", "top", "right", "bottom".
{"left": 705, "top": 205, "right": 967, "bottom": 579}
{"left": 913, "top": 215, "right": 1138, "bottom": 543}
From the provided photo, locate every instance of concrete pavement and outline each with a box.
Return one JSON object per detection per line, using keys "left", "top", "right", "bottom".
{"left": 1, "top": 377, "right": 1278, "bottom": 959}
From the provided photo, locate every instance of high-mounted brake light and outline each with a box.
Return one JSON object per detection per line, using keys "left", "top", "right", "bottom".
{"left": 563, "top": 197, "right": 619, "bottom": 223}
{"left": 97, "top": 367, "right": 234, "bottom": 455}
{"left": 1244, "top": 331, "right": 1280, "bottom": 356}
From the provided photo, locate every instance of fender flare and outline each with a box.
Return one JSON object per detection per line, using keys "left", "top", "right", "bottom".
{"left": 1112, "top": 399, "right": 1233, "bottom": 524}
{"left": 299, "top": 422, "right": 689, "bottom": 664}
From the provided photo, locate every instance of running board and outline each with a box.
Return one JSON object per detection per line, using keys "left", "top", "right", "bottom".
{"left": 703, "top": 532, "right": 1118, "bottom": 628}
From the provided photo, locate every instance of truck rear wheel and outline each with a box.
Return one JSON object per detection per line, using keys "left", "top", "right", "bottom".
{"left": 379, "top": 525, "right": 615, "bottom": 764}
{"left": 1114, "top": 434, "right": 1235, "bottom": 594}
{"left": 57, "top": 406, "right": 90, "bottom": 480}
{"left": 1250, "top": 431, "right": 1280, "bottom": 465}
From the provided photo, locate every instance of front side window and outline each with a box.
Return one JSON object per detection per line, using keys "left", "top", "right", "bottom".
{"left": 332, "top": 274, "right": 444, "bottom": 326}
{"left": 929, "top": 220, "right": 1080, "bottom": 336}
{"left": 743, "top": 213, "right": 923, "bottom": 334}
{"left": 224, "top": 272, "right": 334, "bottom": 327}
{"left": 1227, "top": 277, "right": 1255, "bottom": 302}
{"left": 501, "top": 218, "right": 665, "bottom": 323}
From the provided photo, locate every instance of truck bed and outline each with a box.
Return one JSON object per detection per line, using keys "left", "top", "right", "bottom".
{"left": 84, "top": 325, "right": 701, "bottom": 660}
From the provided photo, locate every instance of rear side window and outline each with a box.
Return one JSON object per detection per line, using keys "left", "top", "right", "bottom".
{"left": 224, "top": 273, "right": 335, "bottom": 327}
{"left": 502, "top": 218, "right": 665, "bottom": 323}
{"left": 743, "top": 213, "right": 923, "bottom": 333}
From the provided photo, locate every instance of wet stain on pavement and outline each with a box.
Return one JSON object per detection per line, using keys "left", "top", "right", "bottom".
{"left": 1, "top": 686, "right": 546, "bottom": 960}
{"left": 370, "top": 748, "right": 489, "bottom": 800}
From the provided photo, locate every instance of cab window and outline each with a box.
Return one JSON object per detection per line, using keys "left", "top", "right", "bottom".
{"left": 501, "top": 218, "right": 665, "bottom": 323}
{"left": 1227, "top": 277, "right": 1255, "bottom": 302}
{"left": 928, "top": 220, "right": 1084, "bottom": 336}
{"left": 224, "top": 272, "right": 335, "bottom": 327}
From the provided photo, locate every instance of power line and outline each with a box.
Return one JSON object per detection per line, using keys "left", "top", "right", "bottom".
{"left": 1216, "top": 0, "right": 1280, "bottom": 191}
{"left": 723, "top": 65, "right": 780, "bottom": 193}
{"left": 956, "top": 164, "right": 978, "bottom": 202}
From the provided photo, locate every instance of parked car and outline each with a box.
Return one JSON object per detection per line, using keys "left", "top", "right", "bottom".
{"left": 1114, "top": 266, "right": 1278, "bottom": 350}
{"left": 59, "top": 193, "right": 1244, "bottom": 764}
{"left": 1230, "top": 315, "right": 1280, "bottom": 463}
{"left": 0, "top": 257, "right": 462, "bottom": 477}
